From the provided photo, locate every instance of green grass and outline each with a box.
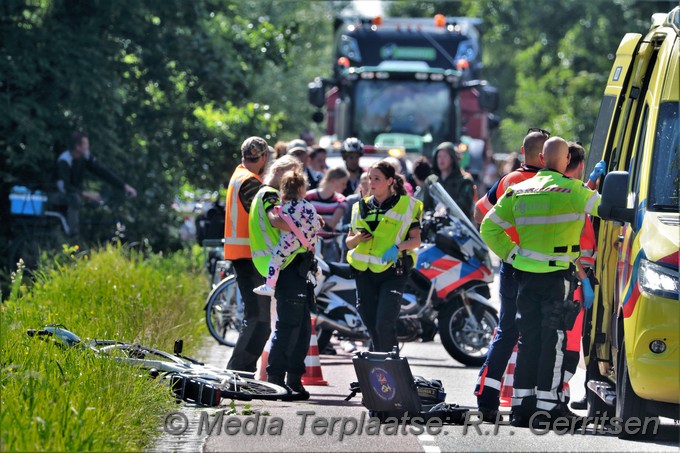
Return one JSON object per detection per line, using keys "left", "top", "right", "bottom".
{"left": 0, "top": 244, "right": 210, "bottom": 451}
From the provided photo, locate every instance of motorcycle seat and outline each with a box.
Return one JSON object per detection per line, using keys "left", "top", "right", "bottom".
{"left": 327, "top": 261, "right": 355, "bottom": 280}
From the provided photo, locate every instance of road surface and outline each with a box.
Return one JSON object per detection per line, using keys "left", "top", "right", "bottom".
{"left": 155, "top": 333, "right": 679, "bottom": 452}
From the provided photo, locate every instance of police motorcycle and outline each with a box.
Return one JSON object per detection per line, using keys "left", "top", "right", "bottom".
{"left": 406, "top": 181, "right": 498, "bottom": 367}
{"left": 311, "top": 181, "right": 498, "bottom": 367}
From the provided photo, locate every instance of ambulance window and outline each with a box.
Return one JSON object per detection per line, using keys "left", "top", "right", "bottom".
{"left": 586, "top": 95, "right": 616, "bottom": 176}
{"left": 648, "top": 102, "right": 680, "bottom": 212}
{"left": 629, "top": 105, "right": 648, "bottom": 198}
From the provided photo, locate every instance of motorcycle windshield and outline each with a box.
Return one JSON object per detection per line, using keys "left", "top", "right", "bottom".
{"left": 426, "top": 181, "right": 491, "bottom": 268}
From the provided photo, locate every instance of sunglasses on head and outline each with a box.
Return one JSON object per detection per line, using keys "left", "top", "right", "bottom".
{"left": 527, "top": 127, "right": 551, "bottom": 137}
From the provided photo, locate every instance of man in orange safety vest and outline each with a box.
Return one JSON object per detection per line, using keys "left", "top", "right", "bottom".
{"left": 224, "top": 136, "right": 271, "bottom": 372}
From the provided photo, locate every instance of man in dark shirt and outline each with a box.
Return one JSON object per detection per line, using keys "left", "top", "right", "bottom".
{"left": 55, "top": 132, "right": 137, "bottom": 237}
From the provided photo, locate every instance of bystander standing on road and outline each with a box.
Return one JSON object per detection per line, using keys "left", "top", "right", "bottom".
{"left": 305, "top": 167, "right": 349, "bottom": 263}
{"left": 480, "top": 137, "right": 602, "bottom": 429}
{"left": 341, "top": 138, "right": 366, "bottom": 197}
{"left": 249, "top": 155, "right": 315, "bottom": 400}
{"left": 223, "top": 136, "right": 271, "bottom": 373}
{"left": 254, "top": 169, "right": 321, "bottom": 296}
{"left": 562, "top": 141, "right": 606, "bottom": 410}
{"left": 422, "top": 142, "right": 475, "bottom": 221}
{"left": 472, "top": 129, "right": 548, "bottom": 421}
{"left": 307, "top": 145, "right": 328, "bottom": 190}
{"left": 411, "top": 156, "right": 433, "bottom": 202}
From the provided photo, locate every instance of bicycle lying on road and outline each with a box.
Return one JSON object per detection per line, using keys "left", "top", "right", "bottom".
{"left": 27, "top": 325, "right": 287, "bottom": 406}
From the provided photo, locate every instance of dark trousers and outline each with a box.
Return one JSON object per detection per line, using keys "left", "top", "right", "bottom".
{"left": 227, "top": 259, "right": 271, "bottom": 373}
{"left": 51, "top": 191, "right": 81, "bottom": 237}
{"left": 512, "top": 269, "right": 569, "bottom": 414}
{"left": 267, "top": 256, "right": 312, "bottom": 378}
{"left": 355, "top": 265, "right": 406, "bottom": 352}
{"left": 475, "top": 261, "right": 519, "bottom": 410}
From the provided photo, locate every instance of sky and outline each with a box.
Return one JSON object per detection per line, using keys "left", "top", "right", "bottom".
{"left": 352, "top": 0, "right": 384, "bottom": 17}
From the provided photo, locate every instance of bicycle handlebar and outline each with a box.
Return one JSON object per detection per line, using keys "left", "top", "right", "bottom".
{"left": 202, "top": 239, "right": 225, "bottom": 248}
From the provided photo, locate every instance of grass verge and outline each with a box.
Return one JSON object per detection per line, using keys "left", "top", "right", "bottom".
{"left": 1, "top": 244, "right": 209, "bottom": 451}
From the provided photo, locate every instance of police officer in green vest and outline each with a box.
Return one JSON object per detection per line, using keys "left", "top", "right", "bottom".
{"left": 249, "top": 155, "right": 314, "bottom": 401}
{"left": 480, "top": 137, "right": 601, "bottom": 429}
{"left": 346, "top": 161, "right": 423, "bottom": 352}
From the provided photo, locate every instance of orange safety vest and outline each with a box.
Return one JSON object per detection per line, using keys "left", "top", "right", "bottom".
{"left": 224, "top": 165, "right": 262, "bottom": 260}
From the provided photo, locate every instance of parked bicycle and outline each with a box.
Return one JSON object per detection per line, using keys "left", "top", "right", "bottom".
{"left": 7, "top": 187, "right": 132, "bottom": 271}
{"left": 204, "top": 273, "right": 244, "bottom": 347}
{"left": 27, "top": 324, "right": 287, "bottom": 405}
{"left": 201, "top": 239, "right": 233, "bottom": 289}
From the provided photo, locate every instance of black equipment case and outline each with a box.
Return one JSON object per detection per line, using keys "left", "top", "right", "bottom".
{"left": 350, "top": 348, "right": 468, "bottom": 424}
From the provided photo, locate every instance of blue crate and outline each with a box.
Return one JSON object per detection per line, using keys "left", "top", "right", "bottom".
{"left": 10, "top": 187, "right": 47, "bottom": 216}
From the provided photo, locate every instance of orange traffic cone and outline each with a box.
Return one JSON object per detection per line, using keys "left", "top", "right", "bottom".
{"left": 499, "top": 343, "right": 518, "bottom": 407}
{"left": 301, "top": 317, "right": 328, "bottom": 386}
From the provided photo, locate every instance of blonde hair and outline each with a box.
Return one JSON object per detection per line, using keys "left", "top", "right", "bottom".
{"left": 264, "top": 154, "right": 303, "bottom": 185}
{"left": 280, "top": 169, "right": 306, "bottom": 202}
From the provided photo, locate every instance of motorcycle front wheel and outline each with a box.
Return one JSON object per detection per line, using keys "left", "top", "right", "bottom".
{"left": 437, "top": 291, "right": 498, "bottom": 367}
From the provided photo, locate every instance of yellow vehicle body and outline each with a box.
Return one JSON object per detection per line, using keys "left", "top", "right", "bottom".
{"left": 585, "top": 7, "right": 680, "bottom": 423}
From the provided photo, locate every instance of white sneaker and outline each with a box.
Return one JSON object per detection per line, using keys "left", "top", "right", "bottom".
{"left": 253, "top": 284, "right": 275, "bottom": 296}
{"left": 341, "top": 340, "right": 358, "bottom": 353}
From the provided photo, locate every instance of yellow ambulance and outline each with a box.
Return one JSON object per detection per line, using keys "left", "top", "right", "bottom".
{"left": 584, "top": 6, "right": 679, "bottom": 436}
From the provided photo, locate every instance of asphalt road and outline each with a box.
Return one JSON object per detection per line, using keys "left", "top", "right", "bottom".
{"left": 155, "top": 269, "right": 679, "bottom": 452}
{"left": 153, "top": 334, "right": 679, "bottom": 452}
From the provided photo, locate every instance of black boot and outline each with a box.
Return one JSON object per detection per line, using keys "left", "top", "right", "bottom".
{"left": 268, "top": 374, "right": 295, "bottom": 401}
{"left": 286, "top": 374, "right": 310, "bottom": 401}
{"left": 531, "top": 404, "right": 584, "bottom": 430}
{"left": 570, "top": 395, "right": 587, "bottom": 410}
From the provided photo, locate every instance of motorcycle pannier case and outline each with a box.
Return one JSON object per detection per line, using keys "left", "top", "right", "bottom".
{"left": 351, "top": 349, "right": 467, "bottom": 424}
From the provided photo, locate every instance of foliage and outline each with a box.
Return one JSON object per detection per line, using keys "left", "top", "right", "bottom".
{"left": 245, "top": 1, "right": 340, "bottom": 142}
{"left": 0, "top": 0, "right": 298, "bottom": 250}
{"left": 0, "top": 245, "right": 208, "bottom": 451}
{"left": 386, "top": 0, "right": 674, "bottom": 156}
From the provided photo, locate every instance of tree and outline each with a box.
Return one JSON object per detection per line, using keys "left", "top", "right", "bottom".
{"left": 0, "top": 0, "right": 298, "bottom": 248}
{"left": 385, "top": 0, "right": 674, "bottom": 155}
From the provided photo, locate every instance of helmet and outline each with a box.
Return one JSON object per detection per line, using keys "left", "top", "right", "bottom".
{"left": 341, "top": 137, "right": 364, "bottom": 156}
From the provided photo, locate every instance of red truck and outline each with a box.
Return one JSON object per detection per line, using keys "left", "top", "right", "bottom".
{"left": 308, "top": 14, "right": 499, "bottom": 179}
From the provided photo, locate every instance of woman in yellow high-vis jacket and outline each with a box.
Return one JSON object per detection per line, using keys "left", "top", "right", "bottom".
{"left": 346, "top": 161, "right": 423, "bottom": 352}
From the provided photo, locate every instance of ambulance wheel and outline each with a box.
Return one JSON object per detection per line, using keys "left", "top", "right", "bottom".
{"left": 616, "top": 342, "right": 656, "bottom": 439}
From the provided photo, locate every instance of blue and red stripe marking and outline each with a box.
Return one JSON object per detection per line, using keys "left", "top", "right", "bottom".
{"left": 622, "top": 250, "right": 644, "bottom": 318}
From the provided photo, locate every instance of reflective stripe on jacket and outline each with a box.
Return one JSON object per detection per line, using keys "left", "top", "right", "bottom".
{"left": 249, "top": 185, "right": 303, "bottom": 277}
{"left": 347, "top": 195, "right": 422, "bottom": 273}
{"left": 224, "top": 165, "right": 262, "bottom": 260}
{"left": 480, "top": 170, "right": 601, "bottom": 273}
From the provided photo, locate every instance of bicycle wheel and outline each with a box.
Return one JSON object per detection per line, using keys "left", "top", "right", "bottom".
{"left": 222, "top": 373, "right": 289, "bottom": 401}
{"left": 90, "top": 341, "right": 191, "bottom": 373}
{"left": 205, "top": 275, "right": 244, "bottom": 347}
{"left": 88, "top": 340, "right": 288, "bottom": 401}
